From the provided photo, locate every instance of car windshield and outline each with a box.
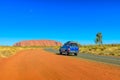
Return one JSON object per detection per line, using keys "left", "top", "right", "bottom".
{"left": 62, "top": 44, "right": 68, "bottom": 47}
{"left": 62, "top": 43, "right": 78, "bottom": 47}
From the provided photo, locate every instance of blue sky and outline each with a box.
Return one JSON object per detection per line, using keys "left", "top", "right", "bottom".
{"left": 0, "top": 0, "right": 120, "bottom": 45}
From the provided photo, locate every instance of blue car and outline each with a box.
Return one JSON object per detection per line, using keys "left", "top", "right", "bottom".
{"left": 59, "top": 41, "right": 79, "bottom": 56}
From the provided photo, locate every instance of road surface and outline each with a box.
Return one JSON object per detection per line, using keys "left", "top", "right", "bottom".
{"left": 0, "top": 49, "right": 120, "bottom": 80}
{"left": 45, "top": 48, "right": 120, "bottom": 65}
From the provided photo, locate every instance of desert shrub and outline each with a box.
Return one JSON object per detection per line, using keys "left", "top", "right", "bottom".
{"left": 79, "top": 44, "right": 120, "bottom": 56}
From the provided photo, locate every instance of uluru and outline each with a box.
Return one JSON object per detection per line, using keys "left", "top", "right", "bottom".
{"left": 13, "top": 40, "right": 62, "bottom": 47}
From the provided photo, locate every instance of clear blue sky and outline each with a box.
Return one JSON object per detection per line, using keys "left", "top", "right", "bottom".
{"left": 0, "top": 0, "right": 120, "bottom": 45}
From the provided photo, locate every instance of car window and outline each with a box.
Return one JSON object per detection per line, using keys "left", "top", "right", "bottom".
{"left": 63, "top": 43, "right": 69, "bottom": 46}
{"left": 70, "top": 43, "right": 78, "bottom": 46}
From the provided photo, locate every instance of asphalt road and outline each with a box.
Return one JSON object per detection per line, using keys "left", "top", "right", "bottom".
{"left": 45, "top": 48, "right": 120, "bottom": 66}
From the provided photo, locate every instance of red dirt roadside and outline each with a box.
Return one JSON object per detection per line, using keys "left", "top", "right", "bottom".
{"left": 0, "top": 49, "right": 120, "bottom": 80}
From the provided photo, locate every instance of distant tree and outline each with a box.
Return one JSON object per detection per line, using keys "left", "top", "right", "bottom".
{"left": 95, "top": 32, "right": 103, "bottom": 45}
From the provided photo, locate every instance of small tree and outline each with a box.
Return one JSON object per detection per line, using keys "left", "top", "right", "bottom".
{"left": 95, "top": 32, "right": 103, "bottom": 45}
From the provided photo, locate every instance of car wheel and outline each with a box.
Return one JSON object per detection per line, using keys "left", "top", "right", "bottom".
{"left": 60, "top": 52, "right": 62, "bottom": 55}
{"left": 74, "top": 53, "right": 78, "bottom": 56}
{"left": 67, "top": 52, "right": 70, "bottom": 56}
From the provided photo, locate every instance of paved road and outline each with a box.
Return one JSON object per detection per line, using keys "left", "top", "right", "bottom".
{"left": 45, "top": 48, "right": 120, "bottom": 66}
{"left": 0, "top": 49, "right": 120, "bottom": 80}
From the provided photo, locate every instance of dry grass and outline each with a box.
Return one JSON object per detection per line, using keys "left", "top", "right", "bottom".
{"left": 1, "top": 44, "right": 120, "bottom": 58}
{"left": 0, "top": 46, "right": 62, "bottom": 58}
{"left": 0, "top": 46, "right": 43, "bottom": 58}
{"left": 80, "top": 45, "right": 120, "bottom": 56}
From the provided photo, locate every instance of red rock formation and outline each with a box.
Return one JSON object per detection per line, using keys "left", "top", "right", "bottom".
{"left": 13, "top": 40, "right": 62, "bottom": 47}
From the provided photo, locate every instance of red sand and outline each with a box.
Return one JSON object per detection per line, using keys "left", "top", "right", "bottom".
{"left": 0, "top": 49, "right": 120, "bottom": 80}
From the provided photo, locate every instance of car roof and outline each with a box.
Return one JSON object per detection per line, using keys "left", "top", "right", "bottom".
{"left": 64, "top": 41, "right": 78, "bottom": 45}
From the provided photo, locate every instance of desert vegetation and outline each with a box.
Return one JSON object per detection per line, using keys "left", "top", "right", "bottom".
{"left": 0, "top": 46, "right": 43, "bottom": 58}
{"left": 79, "top": 33, "right": 120, "bottom": 56}
{"left": 95, "top": 32, "right": 103, "bottom": 45}
{"left": 0, "top": 46, "right": 61, "bottom": 58}
{"left": 0, "top": 44, "right": 120, "bottom": 58}
{"left": 80, "top": 44, "right": 120, "bottom": 56}
{"left": 0, "top": 46, "right": 22, "bottom": 58}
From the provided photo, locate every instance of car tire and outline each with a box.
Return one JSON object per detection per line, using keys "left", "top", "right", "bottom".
{"left": 60, "top": 52, "right": 62, "bottom": 55}
{"left": 67, "top": 52, "right": 70, "bottom": 56}
{"left": 74, "top": 53, "right": 78, "bottom": 56}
